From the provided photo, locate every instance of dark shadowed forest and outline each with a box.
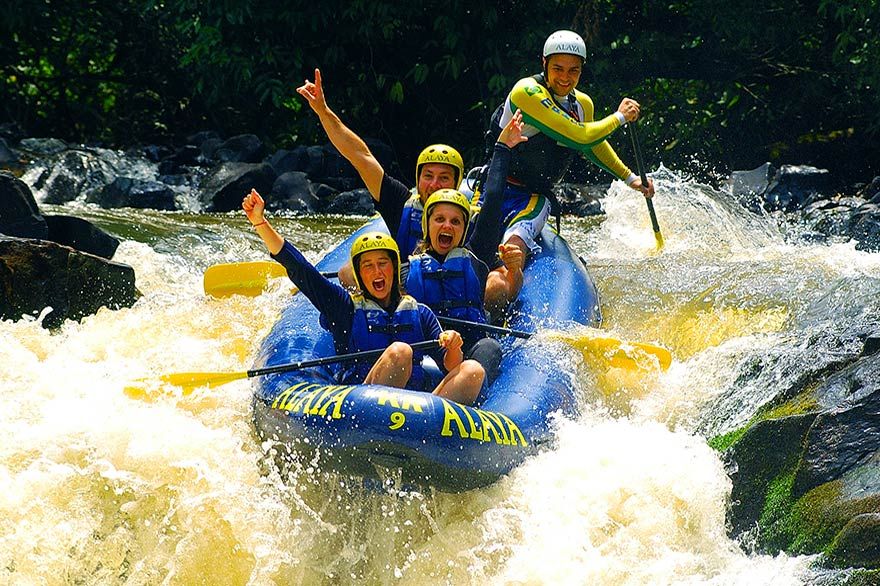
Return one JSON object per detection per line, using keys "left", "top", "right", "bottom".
{"left": 2, "top": 0, "right": 878, "bottom": 183}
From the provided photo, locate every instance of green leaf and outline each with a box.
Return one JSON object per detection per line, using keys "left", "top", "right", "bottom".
{"left": 389, "top": 80, "right": 403, "bottom": 103}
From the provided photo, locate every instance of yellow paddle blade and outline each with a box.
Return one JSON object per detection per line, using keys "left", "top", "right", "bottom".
{"left": 547, "top": 331, "right": 672, "bottom": 371}
{"left": 654, "top": 230, "right": 665, "bottom": 250}
{"left": 160, "top": 370, "right": 250, "bottom": 390}
{"left": 123, "top": 371, "right": 250, "bottom": 401}
{"left": 203, "top": 261, "right": 288, "bottom": 298}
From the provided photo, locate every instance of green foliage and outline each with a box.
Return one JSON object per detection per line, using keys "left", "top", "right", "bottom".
{"left": 1, "top": 0, "right": 877, "bottom": 178}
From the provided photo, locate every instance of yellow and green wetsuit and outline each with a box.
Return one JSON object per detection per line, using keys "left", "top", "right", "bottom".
{"left": 491, "top": 73, "right": 634, "bottom": 197}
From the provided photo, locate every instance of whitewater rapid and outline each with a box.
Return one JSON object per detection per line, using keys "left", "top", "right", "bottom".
{"left": 5, "top": 169, "right": 878, "bottom": 584}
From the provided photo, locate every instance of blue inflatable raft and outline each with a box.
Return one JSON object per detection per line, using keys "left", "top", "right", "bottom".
{"left": 251, "top": 217, "right": 601, "bottom": 491}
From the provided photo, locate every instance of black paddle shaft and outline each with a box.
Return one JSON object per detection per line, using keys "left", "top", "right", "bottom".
{"left": 437, "top": 316, "right": 533, "bottom": 339}
{"left": 628, "top": 121, "right": 661, "bottom": 234}
{"left": 246, "top": 340, "right": 440, "bottom": 378}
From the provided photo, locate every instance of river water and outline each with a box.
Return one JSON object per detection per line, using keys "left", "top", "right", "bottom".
{"left": 3, "top": 167, "right": 878, "bottom": 584}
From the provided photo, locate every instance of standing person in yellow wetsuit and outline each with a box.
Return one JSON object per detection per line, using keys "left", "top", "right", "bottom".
{"left": 296, "top": 68, "right": 522, "bottom": 315}
{"left": 488, "top": 29, "right": 656, "bottom": 268}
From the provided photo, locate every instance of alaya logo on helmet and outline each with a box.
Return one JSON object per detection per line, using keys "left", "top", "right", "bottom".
{"left": 554, "top": 43, "right": 583, "bottom": 53}
{"left": 423, "top": 152, "right": 454, "bottom": 163}
{"left": 356, "top": 238, "right": 392, "bottom": 251}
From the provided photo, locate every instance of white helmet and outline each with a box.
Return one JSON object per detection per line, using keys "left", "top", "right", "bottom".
{"left": 543, "top": 30, "right": 587, "bottom": 61}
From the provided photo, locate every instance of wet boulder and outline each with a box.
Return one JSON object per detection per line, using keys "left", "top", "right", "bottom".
{"left": 319, "top": 145, "right": 358, "bottom": 180}
{"left": 0, "top": 172, "right": 48, "bottom": 239}
{"left": 556, "top": 183, "right": 605, "bottom": 217}
{"left": 89, "top": 177, "right": 177, "bottom": 211}
{"left": 199, "top": 162, "right": 277, "bottom": 212}
{"left": 41, "top": 150, "right": 91, "bottom": 204}
{"left": 18, "top": 137, "right": 68, "bottom": 157}
{"left": 269, "top": 171, "right": 321, "bottom": 213}
{"left": 319, "top": 176, "right": 361, "bottom": 193}
{"left": 19, "top": 144, "right": 153, "bottom": 205}
{"left": 726, "top": 163, "right": 837, "bottom": 214}
{"left": 139, "top": 144, "right": 174, "bottom": 163}
{"left": 268, "top": 147, "right": 308, "bottom": 176}
{"left": 0, "top": 137, "right": 18, "bottom": 167}
{"left": 764, "top": 165, "right": 835, "bottom": 213}
{"left": 304, "top": 145, "right": 326, "bottom": 177}
{"left": 0, "top": 237, "right": 138, "bottom": 329}
{"left": 323, "top": 188, "right": 375, "bottom": 215}
{"left": 200, "top": 137, "right": 223, "bottom": 162}
{"left": 857, "top": 176, "right": 880, "bottom": 203}
{"left": 718, "top": 350, "right": 880, "bottom": 569}
{"left": 43, "top": 215, "right": 120, "bottom": 260}
{"left": 851, "top": 206, "right": 880, "bottom": 252}
{"left": 186, "top": 130, "right": 222, "bottom": 148}
{"left": 215, "top": 134, "right": 265, "bottom": 164}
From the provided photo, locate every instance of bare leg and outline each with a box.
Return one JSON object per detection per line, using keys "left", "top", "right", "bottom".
{"left": 432, "top": 359, "right": 484, "bottom": 405}
{"left": 364, "top": 342, "right": 412, "bottom": 388}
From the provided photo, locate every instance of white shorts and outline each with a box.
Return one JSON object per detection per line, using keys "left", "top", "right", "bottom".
{"left": 500, "top": 188, "right": 551, "bottom": 255}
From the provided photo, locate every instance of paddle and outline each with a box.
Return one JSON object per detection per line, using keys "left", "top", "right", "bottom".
{"left": 436, "top": 316, "right": 672, "bottom": 371}
{"left": 628, "top": 121, "right": 664, "bottom": 249}
{"left": 125, "top": 339, "right": 441, "bottom": 399}
{"left": 203, "top": 261, "right": 337, "bottom": 298}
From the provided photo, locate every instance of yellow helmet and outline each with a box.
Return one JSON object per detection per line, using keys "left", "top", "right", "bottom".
{"left": 416, "top": 144, "right": 464, "bottom": 187}
{"left": 421, "top": 188, "right": 472, "bottom": 244}
{"left": 349, "top": 231, "right": 401, "bottom": 292}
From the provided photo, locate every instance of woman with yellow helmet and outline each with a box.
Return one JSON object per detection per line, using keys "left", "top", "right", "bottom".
{"left": 241, "top": 190, "right": 484, "bottom": 405}
{"left": 405, "top": 110, "right": 528, "bottom": 386}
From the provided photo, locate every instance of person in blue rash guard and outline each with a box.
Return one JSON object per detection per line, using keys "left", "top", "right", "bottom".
{"left": 488, "top": 29, "right": 655, "bottom": 263}
{"left": 242, "top": 190, "right": 485, "bottom": 405}
{"left": 405, "top": 109, "right": 529, "bottom": 384}
{"left": 296, "top": 69, "right": 466, "bottom": 286}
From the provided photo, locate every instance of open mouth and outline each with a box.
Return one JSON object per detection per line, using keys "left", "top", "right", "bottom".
{"left": 437, "top": 232, "right": 455, "bottom": 248}
{"left": 371, "top": 277, "right": 386, "bottom": 293}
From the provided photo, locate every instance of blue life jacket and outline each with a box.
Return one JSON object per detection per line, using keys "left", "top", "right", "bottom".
{"left": 395, "top": 191, "right": 424, "bottom": 256}
{"left": 406, "top": 248, "right": 487, "bottom": 328}
{"left": 344, "top": 294, "right": 431, "bottom": 391}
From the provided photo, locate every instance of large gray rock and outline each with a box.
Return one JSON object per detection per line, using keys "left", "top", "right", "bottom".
{"left": 215, "top": 134, "right": 265, "bottom": 163}
{"left": 720, "top": 351, "right": 880, "bottom": 569}
{"left": 199, "top": 162, "right": 277, "bottom": 212}
{"left": 765, "top": 165, "right": 835, "bottom": 212}
{"left": 44, "top": 215, "right": 119, "bottom": 260}
{"left": 89, "top": 177, "right": 177, "bottom": 211}
{"left": 0, "top": 138, "right": 18, "bottom": 166}
{"left": 268, "top": 147, "right": 308, "bottom": 175}
{"left": 0, "top": 237, "right": 138, "bottom": 328}
{"left": 0, "top": 172, "right": 48, "bottom": 239}
{"left": 269, "top": 172, "right": 321, "bottom": 213}
{"left": 323, "top": 188, "right": 375, "bottom": 215}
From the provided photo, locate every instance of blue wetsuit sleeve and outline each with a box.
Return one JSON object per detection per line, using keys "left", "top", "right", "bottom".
{"left": 420, "top": 304, "right": 447, "bottom": 371}
{"left": 469, "top": 142, "right": 512, "bottom": 265}
{"left": 271, "top": 240, "right": 354, "bottom": 340}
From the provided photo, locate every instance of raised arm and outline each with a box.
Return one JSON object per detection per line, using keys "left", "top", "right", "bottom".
{"left": 243, "top": 188, "right": 283, "bottom": 254}
{"left": 296, "top": 68, "right": 385, "bottom": 199}
{"left": 469, "top": 110, "right": 527, "bottom": 264}
{"left": 243, "top": 189, "right": 353, "bottom": 323}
